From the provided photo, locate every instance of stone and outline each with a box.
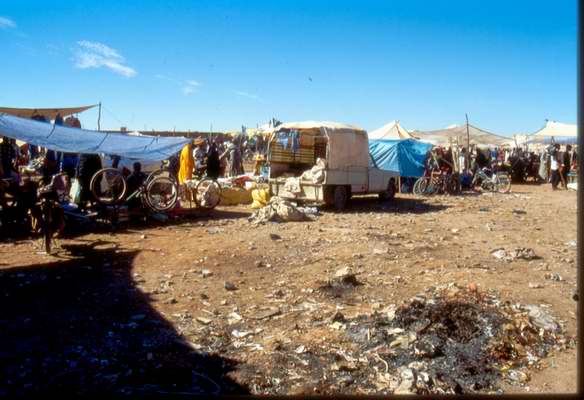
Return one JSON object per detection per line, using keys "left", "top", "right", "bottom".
{"left": 201, "top": 269, "right": 213, "bottom": 278}
{"left": 224, "top": 281, "right": 238, "bottom": 291}
{"left": 196, "top": 317, "right": 212, "bottom": 325}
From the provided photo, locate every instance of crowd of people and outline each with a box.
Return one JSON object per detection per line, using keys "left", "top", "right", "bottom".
{"left": 420, "top": 143, "right": 578, "bottom": 191}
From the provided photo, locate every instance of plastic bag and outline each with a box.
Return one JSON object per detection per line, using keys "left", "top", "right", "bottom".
{"left": 70, "top": 178, "right": 81, "bottom": 205}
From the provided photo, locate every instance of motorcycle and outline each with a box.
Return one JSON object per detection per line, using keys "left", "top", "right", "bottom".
{"left": 472, "top": 163, "right": 511, "bottom": 193}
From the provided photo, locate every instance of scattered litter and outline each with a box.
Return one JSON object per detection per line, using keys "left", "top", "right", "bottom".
{"left": 491, "top": 248, "right": 538, "bottom": 261}
{"left": 528, "top": 283, "right": 544, "bottom": 289}
{"left": 544, "top": 273, "right": 563, "bottom": 282}
{"left": 248, "top": 196, "right": 317, "bottom": 224}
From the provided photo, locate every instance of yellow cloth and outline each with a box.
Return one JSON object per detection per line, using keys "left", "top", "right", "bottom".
{"left": 178, "top": 144, "right": 194, "bottom": 184}
{"left": 251, "top": 188, "right": 270, "bottom": 209}
{"left": 219, "top": 187, "right": 253, "bottom": 205}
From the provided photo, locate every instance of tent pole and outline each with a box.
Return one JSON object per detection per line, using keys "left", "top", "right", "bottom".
{"left": 97, "top": 102, "right": 102, "bottom": 131}
{"left": 465, "top": 114, "right": 470, "bottom": 171}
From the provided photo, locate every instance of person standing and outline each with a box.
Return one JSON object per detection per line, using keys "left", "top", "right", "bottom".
{"left": 561, "top": 145, "right": 572, "bottom": 188}
{"left": 77, "top": 153, "right": 103, "bottom": 210}
{"left": 550, "top": 143, "right": 561, "bottom": 190}
{"left": 178, "top": 143, "right": 194, "bottom": 184}
{"left": 206, "top": 142, "right": 221, "bottom": 180}
{"left": 0, "top": 136, "right": 16, "bottom": 177}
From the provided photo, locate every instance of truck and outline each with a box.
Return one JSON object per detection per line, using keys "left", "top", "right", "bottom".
{"left": 267, "top": 121, "right": 399, "bottom": 210}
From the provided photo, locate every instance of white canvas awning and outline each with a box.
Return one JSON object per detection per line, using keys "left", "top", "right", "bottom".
{"left": 0, "top": 105, "right": 97, "bottom": 120}
{"left": 413, "top": 123, "right": 510, "bottom": 147}
{"left": 368, "top": 120, "right": 418, "bottom": 140}
{"left": 531, "top": 121, "right": 577, "bottom": 138}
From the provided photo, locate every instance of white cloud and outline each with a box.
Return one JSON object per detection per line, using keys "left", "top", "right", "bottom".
{"left": 182, "top": 86, "right": 195, "bottom": 95}
{"left": 0, "top": 16, "right": 16, "bottom": 29}
{"left": 234, "top": 90, "right": 263, "bottom": 102}
{"left": 157, "top": 75, "right": 200, "bottom": 95}
{"left": 73, "top": 40, "right": 136, "bottom": 78}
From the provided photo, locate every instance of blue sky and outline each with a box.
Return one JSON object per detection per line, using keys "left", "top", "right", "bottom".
{"left": 0, "top": 0, "right": 577, "bottom": 135}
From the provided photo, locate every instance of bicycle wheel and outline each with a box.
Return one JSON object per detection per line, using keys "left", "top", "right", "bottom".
{"left": 145, "top": 176, "right": 178, "bottom": 212}
{"left": 427, "top": 176, "right": 441, "bottom": 195}
{"left": 90, "top": 168, "right": 127, "bottom": 204}
{"left": 146, "top": 168, "right": 176, "bottom": 184}
{"left": 195, "top": 179, "right": 221, "bottom": 209}
{"left": 414, "top": 177, "right": 428, "bottom": 196}
{"left": 495, "top": 173, "right": 511, "bottom": 193}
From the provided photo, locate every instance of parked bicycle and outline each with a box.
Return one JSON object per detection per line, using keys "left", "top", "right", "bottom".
{"left": 413, "top": 171, "right": 460, "bottom": 196}
{"left": 90, "top": 167, "right": 179, "bottom": 212}
{"left": 472, "top": 167, "right": 511, "bottom": 193}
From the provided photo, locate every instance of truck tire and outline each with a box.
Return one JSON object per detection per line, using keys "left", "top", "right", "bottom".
{"left": 324, "top": 186, "right": 334, "bottom": 206}
{"left": 333, "top": 186, "right": 348, "bottom": 211}
{"left": 379, "top": 178, "right": 396, "bottom": 201}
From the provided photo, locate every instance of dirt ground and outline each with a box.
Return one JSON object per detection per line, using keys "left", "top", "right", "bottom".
{"left": 0, "top": 183, "right": 577, "bottom": 395}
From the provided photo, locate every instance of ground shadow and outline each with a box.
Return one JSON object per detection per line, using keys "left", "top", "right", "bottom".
{"left": 333, "top": 196, "right": 451, "bottom": 215}
{"left": 0, "top": 241, "right": 249, "bottom": 395}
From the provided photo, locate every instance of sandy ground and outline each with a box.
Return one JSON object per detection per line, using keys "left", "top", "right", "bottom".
{"left": 0, "top": 183, "right": 577, "bottom": 395}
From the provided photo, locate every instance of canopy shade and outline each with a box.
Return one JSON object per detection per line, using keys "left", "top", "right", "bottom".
{"left": 414, "top": 124, "right": 510, "bottom": 147}
{"left": 368, "top": 120, "right": 418, "bottom": 140}
{"left": 0, "top": 113, "right": 190, "bottom": 161}
{"left": 369, "top": 139, "right": 433, "bottom": 177}
{"left": 0, "top": 104, "right": 97, "bottom": 120}
{"left": 528, "top": 121, "right": 578, "bottom": 145}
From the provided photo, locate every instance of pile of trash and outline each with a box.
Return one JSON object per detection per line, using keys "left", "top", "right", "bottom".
{"left": 198, "top": 182, "right": 221, "bottom": 208}
{"left": 241, "top": 284, "right": 574, "bottom": 395}
{"left": 248, "top": 196, "right": 318, "bottom": 224}
{"left": 491, "top": 247, "right": 539, "bottom": 262}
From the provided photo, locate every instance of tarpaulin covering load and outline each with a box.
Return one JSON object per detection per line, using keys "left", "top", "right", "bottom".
{"left": 369, "top": 139, "right": 433, "bottom": 177}
{"left": 0, "top": 113, "right": 190, "bottom": 161}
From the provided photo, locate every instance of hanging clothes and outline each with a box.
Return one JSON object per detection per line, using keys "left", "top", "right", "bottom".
{"left": 178, "top": 143, "right": 194, "bottom": 184}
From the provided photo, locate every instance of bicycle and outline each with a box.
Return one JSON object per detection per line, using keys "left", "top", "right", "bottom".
{"left": 90, "top": 167, "right": 179, "bottom": 212}
{"left": 472, "top": 167, "right": 511, "bottom": 193}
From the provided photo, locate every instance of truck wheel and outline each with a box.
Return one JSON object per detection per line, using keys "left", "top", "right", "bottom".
{"left": 333, "top": 186, "right": 348, "bottom": 211}
{"left": 379, "top": 178, "right": 396, "bottom": 201}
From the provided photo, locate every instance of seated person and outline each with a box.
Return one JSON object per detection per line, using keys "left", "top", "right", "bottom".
{"left": 126, "top": 162, "right": 147, "bottom": 210}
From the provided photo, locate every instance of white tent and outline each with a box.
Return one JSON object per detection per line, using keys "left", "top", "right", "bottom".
{"left": 368, "top": 120, "right": 418, "bottom": 140}
{"left": 528, "top": 120, "right": 577, "bottom": 144}
{"left": 413, "top": 124, "right": 510, "bottom": 148}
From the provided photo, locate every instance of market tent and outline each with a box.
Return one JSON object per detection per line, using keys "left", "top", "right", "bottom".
{"left": 369, "top": 138, "right": 433, "bottom": 177}
{"left": 0, "top": 105, "right": 97, "bottom": 120}
{"left": 413, "top": 124, "right": 510, "bottom": 147}
{"left": 0, "top": 113, "right": 190, "bottom": 161}
{"left": 368, "top": 120, "right": 418, "bottom": 140}
{"left": 528, "top": 121, "right": 578, "bottom": 145}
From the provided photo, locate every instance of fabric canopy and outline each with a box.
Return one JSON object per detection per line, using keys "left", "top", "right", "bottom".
{"left": 369, "top": 139, "right": 433, "bottom": 177}
{"left": 528, "top": 121, "right": 578, "bottom": 145}
{"left": 0, "top": 113, "right": 190, "bottom": 161}
{"left": 368, "top": 120, "right": 418, "bottom": 140}
{"left": 413, "top": 124, "right": 510, "bottom": 147}
{"left": 0, "top": 105, "right": 97, "bottom": 120}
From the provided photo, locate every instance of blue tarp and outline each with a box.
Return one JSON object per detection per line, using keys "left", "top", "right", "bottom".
{"left": 0, "top": 113, "right": 190, "bottom": 161}
{"left": 369, "top": 138, "right": 433, "bottom": 177}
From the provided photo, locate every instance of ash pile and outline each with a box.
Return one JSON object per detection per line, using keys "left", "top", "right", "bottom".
{"left": 247, "top": 283, "right": 575, "bottom": 395}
